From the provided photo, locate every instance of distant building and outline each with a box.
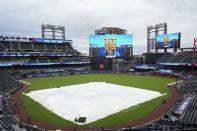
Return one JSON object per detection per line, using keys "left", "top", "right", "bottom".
{"left": 132, "top": 55, "right": 145, "bottom": 65}
{"left": 95, "top": 27, "right": 127, "bottom": 35}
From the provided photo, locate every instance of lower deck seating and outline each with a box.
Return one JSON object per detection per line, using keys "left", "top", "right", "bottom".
{"left": 0, "top": 116, "right": 18, "bottom": 131}
{"left": 166, "top": 77, "right": 197, "bottom": 124}
{"left": 180, "top": 96, "right": 197, "bottom": 124}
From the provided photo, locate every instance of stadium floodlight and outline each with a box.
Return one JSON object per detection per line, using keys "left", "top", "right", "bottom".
{"left": 147, "top": 23, "right": 167, "bottom": 53}
{"left": 42, "top": 24, "right": 65, "bottom": 40}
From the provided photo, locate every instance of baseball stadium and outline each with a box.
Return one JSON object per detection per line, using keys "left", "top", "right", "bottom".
{"left": 0, "top": 1, "right": 197, "bottom": 131}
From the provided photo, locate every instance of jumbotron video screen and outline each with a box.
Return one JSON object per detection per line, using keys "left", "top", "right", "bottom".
{"left": 156, "top": 33, "right": 181, "bottom": 49}
{"left": 89, "top": 34, "right": 133, "bottom": 58}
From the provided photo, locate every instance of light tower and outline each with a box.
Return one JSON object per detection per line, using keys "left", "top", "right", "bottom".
{"left": 147, "top": 23, "right": 167, "bottom": 53}
{"left": 42, "top": 24, "right": 65, "bottom": 40}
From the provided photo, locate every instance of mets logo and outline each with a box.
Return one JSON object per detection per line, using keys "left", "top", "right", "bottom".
{"left": 164, "top": 36, "right": 170, "bottom": 45}
{"left": 104, "top": 38, "right": 116, "bottom": 55}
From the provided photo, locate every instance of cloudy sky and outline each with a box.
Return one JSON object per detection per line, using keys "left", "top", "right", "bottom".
{"left": 0, "top": 0, "right": 197, "bottom": 55}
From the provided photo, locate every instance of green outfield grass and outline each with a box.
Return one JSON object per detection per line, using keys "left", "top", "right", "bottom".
{"left": 22, "top": 74, "right": 175, "bottom": 128}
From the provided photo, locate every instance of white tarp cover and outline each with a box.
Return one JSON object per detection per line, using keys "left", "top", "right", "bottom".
{"left": 26, "top": 82, "right": 164, "bottom": 124}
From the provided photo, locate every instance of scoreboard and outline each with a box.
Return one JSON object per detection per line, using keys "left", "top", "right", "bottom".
{"left": 89, "top": 34, "right": 133, "bottom": 58}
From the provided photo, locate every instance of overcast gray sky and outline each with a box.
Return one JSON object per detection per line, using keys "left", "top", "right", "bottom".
{"left": 0, "top": 0, "right": 197, "bottom": 54}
